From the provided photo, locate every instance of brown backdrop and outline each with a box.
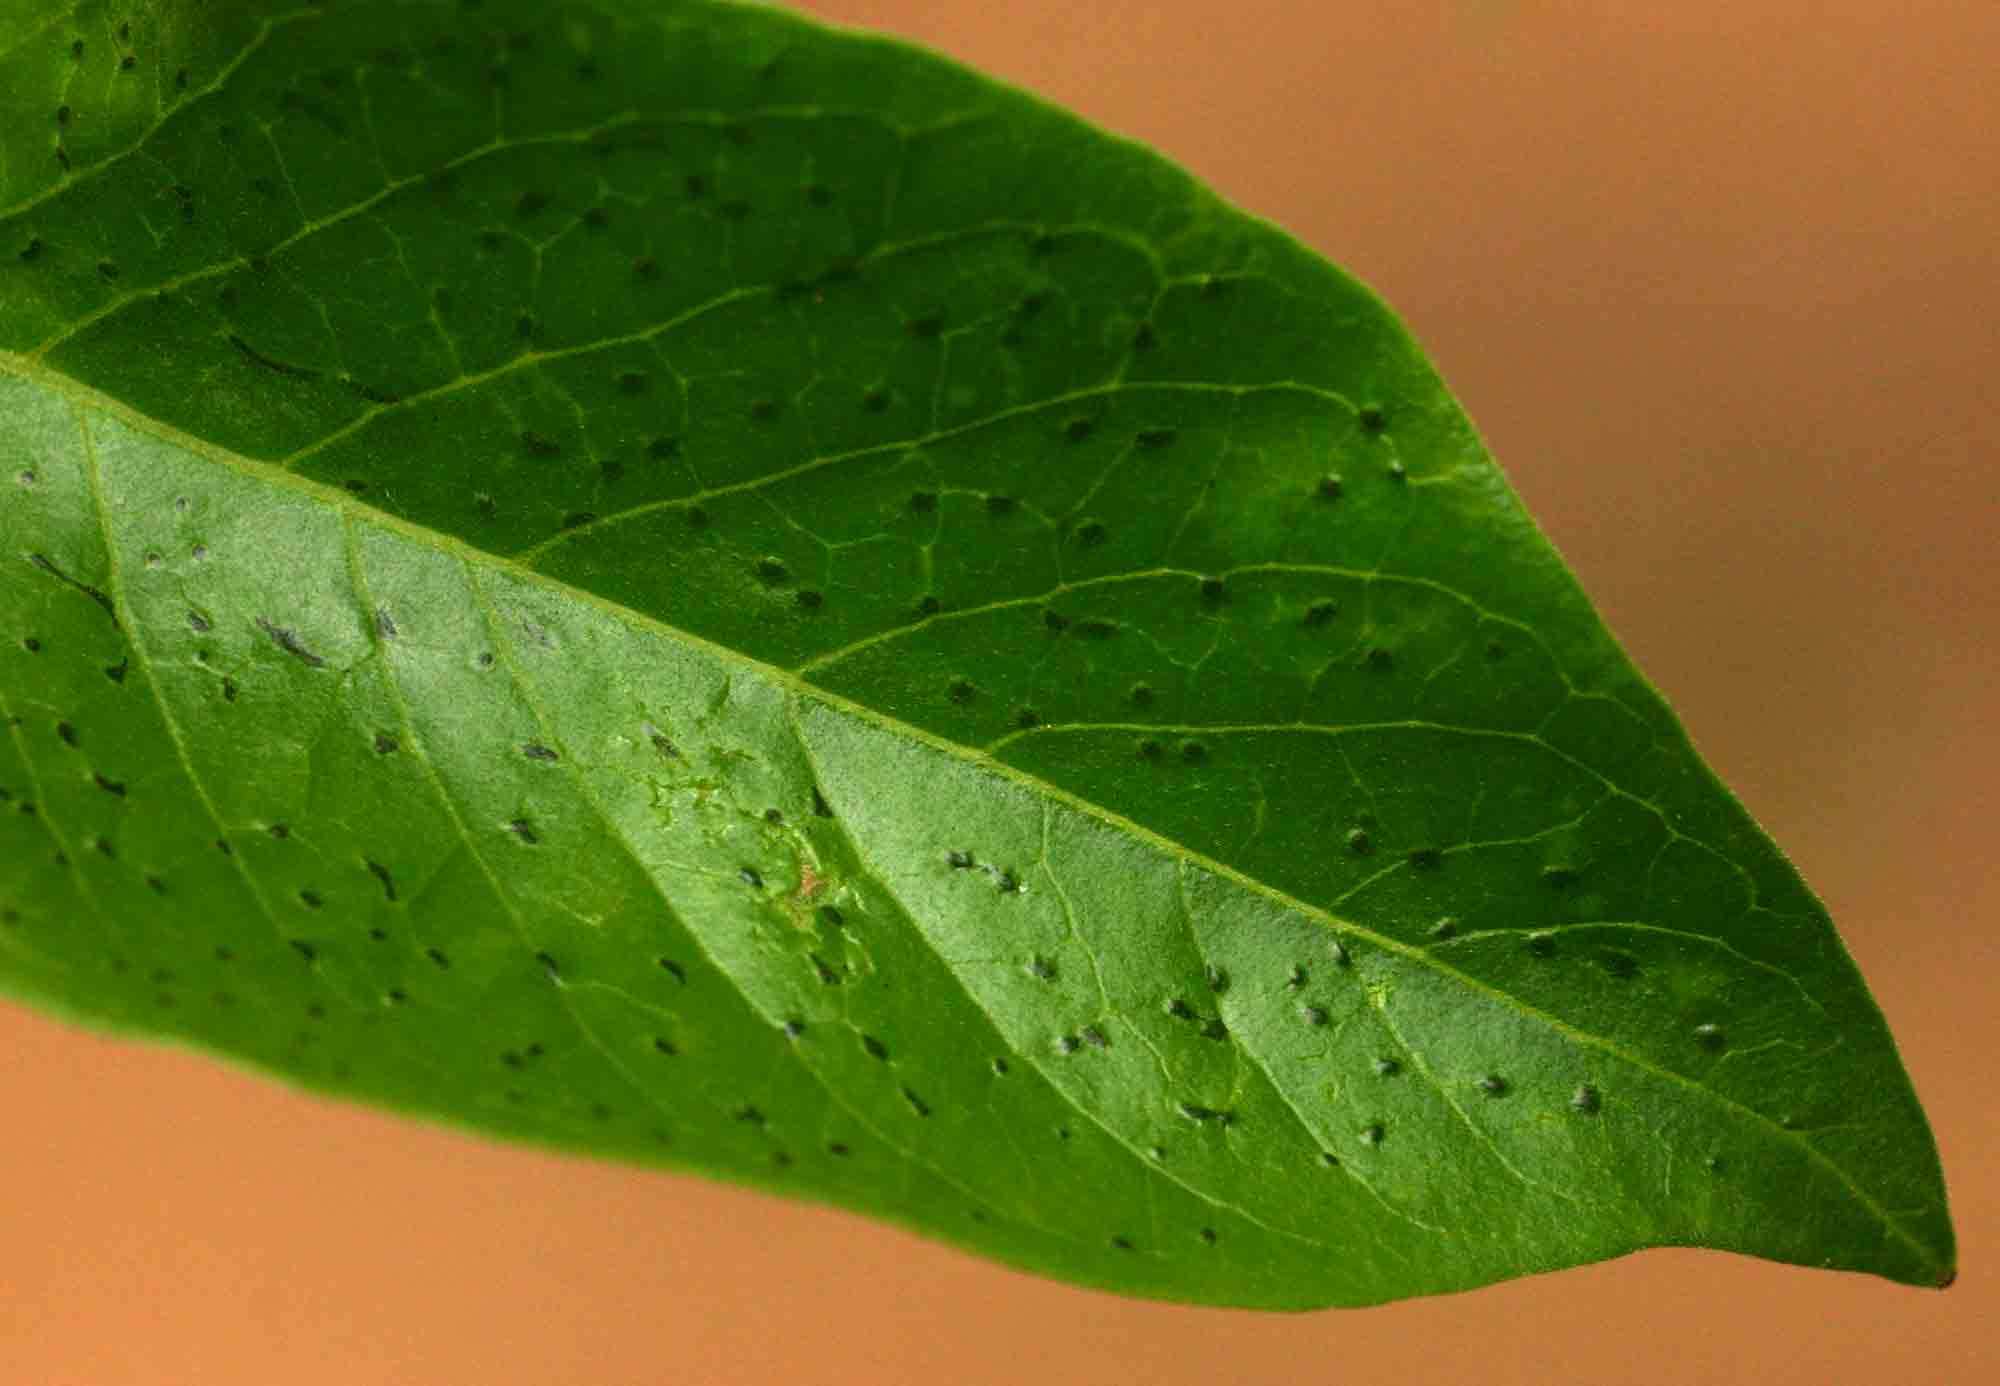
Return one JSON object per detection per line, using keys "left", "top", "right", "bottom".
{"left": 4, "top": 2, "right": 1993, "bottom": 1381}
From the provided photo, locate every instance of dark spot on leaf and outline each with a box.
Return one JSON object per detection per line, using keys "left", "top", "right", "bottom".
{"left": 255, "top": 617, "right": 326, "bottom": 668}
{"left": 1597, "top": 949, "right": 1641, "bottom": 980}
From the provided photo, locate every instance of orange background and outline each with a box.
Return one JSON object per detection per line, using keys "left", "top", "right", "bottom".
{"left": 3, "top": 2, "right": 1994, "bottom": 1381}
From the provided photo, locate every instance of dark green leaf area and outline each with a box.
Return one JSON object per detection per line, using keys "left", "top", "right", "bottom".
{"left": 0, "top": 0, "right": 1951, "bottom": 1306}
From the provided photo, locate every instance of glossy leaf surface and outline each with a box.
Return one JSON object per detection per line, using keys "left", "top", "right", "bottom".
{"left": 0, "top": 0, "right": 1953, "bottom": 1307}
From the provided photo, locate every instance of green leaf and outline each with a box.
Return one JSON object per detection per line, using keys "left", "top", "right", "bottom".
{"left": 0, "top": 0, "right": 1952, "bottom": 1308}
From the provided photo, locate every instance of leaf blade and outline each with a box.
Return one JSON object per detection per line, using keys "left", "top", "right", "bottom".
{"left": 0, "top": 0, "right": 1952, "bottom": 1305}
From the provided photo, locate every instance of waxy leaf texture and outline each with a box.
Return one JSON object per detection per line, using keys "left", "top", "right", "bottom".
{"left": 0, "top": 0, "right": 1953, "bottom": 1307}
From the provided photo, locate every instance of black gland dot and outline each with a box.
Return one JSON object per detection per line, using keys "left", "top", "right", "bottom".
{"left": 1346, "top": 828, "right": 1373, "bottom": 855}
{"left": 1527, "top": 931, "right": 1557, "bottom": 958}
{"left": 1318, "top": 473, "right": 1344, "bottom": 500}
{"left": 1358, "top": 405, "right": 1387, "bottom": 434}
{"left": 1135, "top": 427, "right": 1176, "bottom": 450}
{"left": 1063, "top": 417, "right": 1094, "bottom": 443}
{"left": 754, "top": 557, "right": 788, "bottom": 583}
{"left": 907, "top": 313, "right": 944, "bottom": 339}
{"left": 947, "top": 678, "right": 976, "bottom": 704}
{"left": 1477, "top": 1075, "right": 1508, "bottom": 1097}
{"left": 984, "top": 494, "right": 1016, "bottom": 515}
{"left": 1136, "top": 739, "right": 1162, "bottom": 761}
{"left": 616, "top": 371, "right": 647, "bottom": 395}
{"left": 795, "top": 589, "right": 823, "bottom": 610}
{"left": 908, "top": 490, "right": 937, "bottom": 513}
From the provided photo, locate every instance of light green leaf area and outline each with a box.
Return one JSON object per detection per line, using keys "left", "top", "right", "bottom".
{"left": 0, "top": 0, "right": 1952, "bottom": 1307}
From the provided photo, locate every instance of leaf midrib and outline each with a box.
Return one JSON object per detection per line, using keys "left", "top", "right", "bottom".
{"left": 2, "top": 349, "right": 1944, "bottom": 1278}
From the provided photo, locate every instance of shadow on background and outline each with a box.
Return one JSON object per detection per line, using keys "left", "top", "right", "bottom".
{"left": 3, "top": 2, "right": 1992, "bottom": 1381}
